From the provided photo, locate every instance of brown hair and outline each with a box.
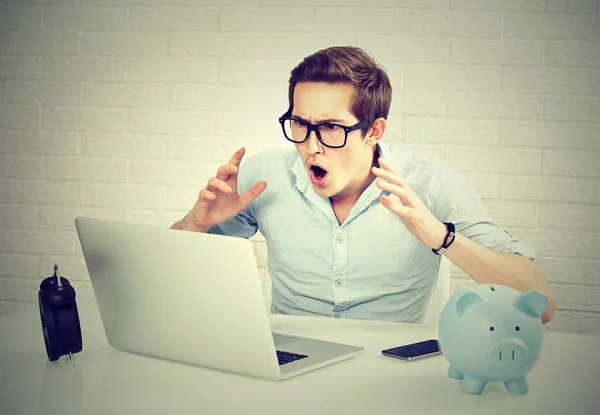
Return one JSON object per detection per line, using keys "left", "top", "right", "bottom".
{"left": 287, "top": 46, "right": 392, "bottom": 136}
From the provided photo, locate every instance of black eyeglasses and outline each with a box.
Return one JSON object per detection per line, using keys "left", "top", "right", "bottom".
{"left": 278, "top": 113, "right": 370, "bottom": 149}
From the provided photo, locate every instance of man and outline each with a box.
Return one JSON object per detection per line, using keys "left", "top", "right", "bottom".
{"left": 171, "top": 46, "right": 556, "bottom": 324}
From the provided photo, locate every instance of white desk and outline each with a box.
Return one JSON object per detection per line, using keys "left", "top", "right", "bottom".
{"left": 1, "top": 304, "right": 599, "bottom": 415}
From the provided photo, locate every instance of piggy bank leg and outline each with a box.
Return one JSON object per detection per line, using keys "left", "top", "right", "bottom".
{"left": 461, "top": 377, "right": 487, "bottom": 395}
{"left": 448, "top": 365, "right": 463, "bottom": 380}
{"left": 504, "top": 377, "right": 528, "bottom": 394}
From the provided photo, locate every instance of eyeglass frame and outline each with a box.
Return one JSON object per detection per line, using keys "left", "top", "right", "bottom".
{"left": 278, "top": 111, "right": 370, "bottom": 149}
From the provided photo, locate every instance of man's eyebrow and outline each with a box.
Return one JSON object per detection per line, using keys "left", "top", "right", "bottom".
{"left": 290, "top": 114, "right": 347, "bottom": 124}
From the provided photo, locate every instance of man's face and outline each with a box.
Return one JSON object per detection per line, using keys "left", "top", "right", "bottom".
{"left": 292, "top": 82, "right": 376, "bottom": 201}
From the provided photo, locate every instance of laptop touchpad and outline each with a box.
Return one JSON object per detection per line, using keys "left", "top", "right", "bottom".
{"left": 273, "top": 333, "right": 299, "bottom": 347}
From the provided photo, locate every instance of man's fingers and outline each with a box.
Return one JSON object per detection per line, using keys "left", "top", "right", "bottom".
{"left": 199, "top": 188, "right": 216, "bottom": 202}
{"left": 376, "top": 180, "right": 413, "bottom": 207}
{"left": 238, "top": 181, "right": 267, "bottom": 209}
{"left": 380, "top": 194, "right": 410, "bottom": 217}
{"left": 375, "top": 158, "right": 407, "bottom": 187}
{"left": 228, "top": 147, "right": 246, "bottom": 168}
{"left": 216, "top": 164, "right": 238, "bottom": 182}
{"left": 207, "top": 177, "right": 232, "bottom": 194}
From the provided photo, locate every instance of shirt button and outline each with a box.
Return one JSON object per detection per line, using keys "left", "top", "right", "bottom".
{"left": 335, "top": 279, "right": 342, "bottom": 286}
{"left": 334, "top": 313, "right": 341, "bottom": 318}
{"left": 335, "top": 236, "right": 343, "bottom": 244}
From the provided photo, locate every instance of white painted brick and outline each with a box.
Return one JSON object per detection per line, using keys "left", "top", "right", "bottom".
{"left": 0, "top": 156, "right": 44, "bottom": 179}
{"left": 1, "top": 56, "right": 42, "bottom": 80}
{"left": 390, "top": 144, "right": 444, "bottom": 162}
{"left": 552, "top": 286, "right": 600, "bottom": 313}
{"left": 0, "top": 253, "right": 39, "bottom": 278}
{"left": 482, "top": 200, "right": 538, "bottom": 229}
{"left": 402, "top": 118, "right": 498, "bottom": 144}
{"left": 170, "top": 33, "right": 258, "bottom": 57}
{"left": 0, "top": 206, "right": 37, "bottom": 229}
{"left": 450, "top": 0, "right": 544, "bottom": 11}
{"left": 393, "top": 92, "right": 446, "bottom": 116}
{"left": 82, "top": 133, "right": 165, "bottom": 159}
{"left": 315, "top": 8, "right": 407, "bottom": 34}
{"left": 546, "top": 0, "right": 598, "bottom": 12}
{"left": 260, "top": 0, "right": 350, "bottom": 4}
{"left": 2, "top": 0, "right": 79, "bottom": 3}
{"left": 356, "top": 36, "right": 449, "bottom": 62}
{"left": 447, "top": 93, "right": 543, "bottom": 119}
{"left": 0, "top": 105, "right": 39, "bottom": 129}
{"left": 446, "top": 147, "right": 541, "bottom": 173}
{"left": 222, "top": 7, "right": 312, "bottom": 32}
{"left": 256, "top": 33, "right": 355, "bottom": 59}
{"left": 81, "top": 183, "right": 166, "bottom": 209}
{"left": 215, "top": 111, "right": 281, "bottom": 138}
{"left": 0, "top": 131, "right": 78, "bottom": 155}
{"left": 511, "top": 229, "right": 600, "bottom": 260}
{"left": 10, "top": 31, "right": 79, "bottom": 55}
{"left": 377, "top": 61, "right": 402, "bottom": 94}
{"left": 253, "top": 242, "right": 267, "bottom": 268}
{"left": 450, "top": 40, "right": 543, "bottom": 65}
{"left": 500, "top": 122, "right": 600, "bottom": 151}
{"left": 42, "top": 107, "right": 128, "bottom": 132}
{"left": 130, "top": 160, "right": 219, "bottom": 186}
{"left": 355, "top": 0, "right": 449, "bottom": 8}
{"left": 82, "top": 32, "right": 167, "bottom": 57}
{"left": 545, "top": 310, "right": 600, "bottom": 334}
{"left": 536, "top": 257, "right": 600, "bottom": 286}
{"left": 164, "top": 186, "right": 198, "bottom": 210}
{"left": 408, "top": 11, "right": 501, "bottom": 37}
{"left": 545, "top": 97, "right": 600, "bottom": 123}
{"left": 130, "top": 7, "right": 219, "bottom": 31}
{"left": 0, "top": 181, "right": 80, "bottom": 205}
{"left": 46, "top": 157, "right": 128, "bottom": 183}
{"left": 0, "top": 35, "right": 9, "bottom": 54}
{"left": 499, "top": 175, "right": 600, "bottom": 204}
{"left": 502, "top": 68, "right": 600, "bottom": 95}
{"left": 170, "top": 84, "right": 285, "bottom": 112}
{"left": 3, "top": 81, "right": 81, "bottom": 105}
{"left": 128, "top": 58, "right": 217, "bottom": 82}
{"left": 504, "top": 13, "right": 600, "bottom": 41}
{"left": 538, "top": 204, "right": 600, "bottom": 233}
{"left": 546, "top": 41, "right": 600, "bottom": 68}
{"left": 38, "top": 206, "right": 123, "bottom": 230}
{"left": 166, "top": 137, "right": 253, "bottom": 162}
{"left": 43, "top": 57, "right": 127, "bottom": 81}
{"left": 121, "top": 211, "right": 185, "bottom": 229}
{"left": 543, "top": 150, "right": 600, "bottom": 178}
{"left": 172, "top": 0, "right": 254, "bottom": 4}
{"left": 0, "top": 229, "right": 74, "bottom": 255}
{"left": 43, "top": 6, "right": 127, "bottom": 30}
{"left": 0, "top": 5, "right": 41, "bottom": 29}
{"left": 85, "top": 83, "right": 168, "bottom": 108}
{"left": 462, "top": 173, "right": 497, "bottom": 198}
{"left": 0, "top": 301, "right": 27, "bottom": 319}
{"left": 129, "top": 110, "right": 215, "bottom": 135}
{"left": 404, "top": 64, "right": 499, "bottom": 91}
{"left": 218, "top": 58, "right": 296, "bottom": 84}
{"left": 82, "top": 0, "right": 165, "bottom": 4}
{"left": 40, "top": 255, "right": 88, "bottom": 282}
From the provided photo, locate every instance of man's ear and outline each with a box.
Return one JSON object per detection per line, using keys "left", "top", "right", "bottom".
{"left": 365, "top": 117, "right": 386, "bottom": 146}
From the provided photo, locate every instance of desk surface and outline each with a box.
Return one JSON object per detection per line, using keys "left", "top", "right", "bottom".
{"left": 1, "top": 304, "right": 599, "bottom": 415}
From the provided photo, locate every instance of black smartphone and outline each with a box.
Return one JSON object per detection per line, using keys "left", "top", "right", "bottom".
{"left": 381, "top": 339, "right": 442, "bottom": 361}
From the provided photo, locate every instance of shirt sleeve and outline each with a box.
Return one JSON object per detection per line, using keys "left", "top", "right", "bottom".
{"left": 207, "top": 154, "right": 260, "bottom": 239}
{"left": 431, "top": 166, "right": 537, "bottom": 263}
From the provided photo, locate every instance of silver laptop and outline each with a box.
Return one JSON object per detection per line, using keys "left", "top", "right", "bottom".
{"left": 75, "top": 217, "right": 364, "bottom": 380}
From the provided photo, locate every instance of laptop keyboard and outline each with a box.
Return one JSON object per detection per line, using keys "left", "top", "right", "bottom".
{"left": 277, "top": 350, "right": 308, "bottom": 366}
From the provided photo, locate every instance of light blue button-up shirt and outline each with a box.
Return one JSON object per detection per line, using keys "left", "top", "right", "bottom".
{"left": 209, "top": 142, "right": 536, "bottom": 323}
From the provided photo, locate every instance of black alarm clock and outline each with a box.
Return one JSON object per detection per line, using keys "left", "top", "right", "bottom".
{"left": 38, "top": 264, "right": 83, "bottom": 363}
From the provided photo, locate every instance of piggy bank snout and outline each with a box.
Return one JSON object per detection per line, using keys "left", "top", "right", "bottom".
{"left": 490, "top": 338, "right": 528, "bottom": 368}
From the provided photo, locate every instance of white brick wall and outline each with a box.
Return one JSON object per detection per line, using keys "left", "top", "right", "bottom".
{"left": 1, "top": 0, "right": 599, "bottom": 335}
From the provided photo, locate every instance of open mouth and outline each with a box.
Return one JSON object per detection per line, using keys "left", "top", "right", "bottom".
{"left": 309, "top": 164, "right": 328, "bottom": 187}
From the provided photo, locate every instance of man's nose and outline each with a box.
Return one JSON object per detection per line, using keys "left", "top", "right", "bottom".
{"left": 306, "top": 129, "right": 323, "bottom": 154}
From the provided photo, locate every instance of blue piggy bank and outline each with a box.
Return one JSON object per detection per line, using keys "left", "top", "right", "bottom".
{"left": 438, "top": 284, "right": 548, "bottom": 395}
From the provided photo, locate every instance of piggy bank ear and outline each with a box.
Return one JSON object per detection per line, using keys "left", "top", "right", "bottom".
{"left": 456, "top": 291, "right": 483, "bottom": 317}
{"left": 515, "top": 290, "right": 548, "bottom": 318}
